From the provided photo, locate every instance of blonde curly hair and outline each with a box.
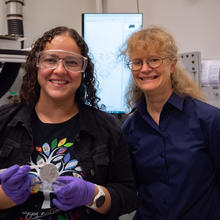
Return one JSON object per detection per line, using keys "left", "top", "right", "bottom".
{"left": 121, "top": 26, "right": 204, "bottom": 109}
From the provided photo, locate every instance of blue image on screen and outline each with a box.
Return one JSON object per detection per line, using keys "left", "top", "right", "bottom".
{"left": 82, "top": 13, "right": 143, "bottom": 114}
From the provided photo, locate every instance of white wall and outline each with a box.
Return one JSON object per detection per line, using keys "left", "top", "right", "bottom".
{"left": 103, "top": 0, "right": 220, "bottom": 60}
{"left": 0, "top": 0, "right": 97, "bottom": 48}
{"left": 1, "top": 0, "right": 219, "bottom": 60}
{"left": 0, "top": 0, "right": 7, "bottom": 35}
{"left": 102, "top": 0, "right": 220, "bottom": 108}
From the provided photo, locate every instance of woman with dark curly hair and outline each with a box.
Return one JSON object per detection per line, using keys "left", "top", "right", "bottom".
{"left": 0, "top": 26, "right": 137, "bottom": 220}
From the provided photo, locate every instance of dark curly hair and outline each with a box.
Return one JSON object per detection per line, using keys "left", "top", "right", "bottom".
{"left": 17, "top": 26, "right": 100, "bottom": 108}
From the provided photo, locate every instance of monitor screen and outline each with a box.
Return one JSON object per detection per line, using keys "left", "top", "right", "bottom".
{"left": 82, "top": 13, "right": 143, "bottom": 114}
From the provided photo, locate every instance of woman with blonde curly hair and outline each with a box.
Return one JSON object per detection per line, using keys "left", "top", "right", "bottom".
{"left": 121, "top": 26, "right": 220, "bottom": 219}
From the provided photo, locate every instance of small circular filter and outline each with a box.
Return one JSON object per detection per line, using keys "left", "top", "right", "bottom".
{"left": 39, "top": 164, "right": 58, "bottom": 183}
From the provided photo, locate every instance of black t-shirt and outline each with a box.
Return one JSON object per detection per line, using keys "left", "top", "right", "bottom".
{"left": 18, "top": 111, "right": 83, "bottom": 220}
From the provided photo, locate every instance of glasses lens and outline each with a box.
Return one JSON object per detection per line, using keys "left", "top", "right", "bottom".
{"left": 131, "top": 59, "right": 142, "bottom": 70}
{"left": 148, "top": 57, "right": 162, "bottom": 68}
{"left": 38, "top": 54, "right": 58, "bottom": 69}
{"left": 63, "top": 56, "right": 84, "bottom": 72}
{"left": 128, "top": 57, "right": 166, "bottom": 70}
{"left": 37, "top": 50, "right": 87, "bottom": 72}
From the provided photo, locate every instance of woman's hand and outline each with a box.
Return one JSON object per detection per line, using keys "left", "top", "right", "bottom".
{"left": 52, "top": 176, "right": 95, "bottom": 211}
{"left": 0, "top": 165, "right": 32, "bottom": 204}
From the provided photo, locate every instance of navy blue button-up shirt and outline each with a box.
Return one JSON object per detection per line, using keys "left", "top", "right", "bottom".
{"left": 122, "top": 93, "right": 220, "bottom": 220}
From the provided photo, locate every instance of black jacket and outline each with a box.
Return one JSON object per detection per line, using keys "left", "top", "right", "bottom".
{"left": 0, "top": 103, "right": 137, "bottom": 220}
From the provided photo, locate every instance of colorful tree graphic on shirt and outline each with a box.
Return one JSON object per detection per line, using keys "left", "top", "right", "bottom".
{"left": 29, "top": 138, "right": 83, "bottom": 209}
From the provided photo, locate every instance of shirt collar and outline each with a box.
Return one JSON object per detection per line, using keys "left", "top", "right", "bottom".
{"left": 167, "top": 92, "right": 184, "bottom": 111}
{"left": 136, "top": 92, "right": 185, "bottom": 113}
{"left": 136, "top": 97, "right": 147, "bottom": 115}
{"left": 5, "top": 103, "right": 102, "bottom": 139}
{"left": 8, "top": 104, "right": 33, "bottom": 128}
{"left": 78, "top": 104, "right": 99, "bottom": 137}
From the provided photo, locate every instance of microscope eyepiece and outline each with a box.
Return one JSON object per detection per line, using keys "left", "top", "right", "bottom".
{"left": 5, "top": 0, "right": 24, "bottom": 37}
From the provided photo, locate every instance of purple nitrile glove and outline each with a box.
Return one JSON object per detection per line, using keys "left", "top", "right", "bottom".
{"left": 0, "top": 164, "right": 32, "bottom": 204}
{"left": 52, "top": 176, "right": 95, "bottom": 211}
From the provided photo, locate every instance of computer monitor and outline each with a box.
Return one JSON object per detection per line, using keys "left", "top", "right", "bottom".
{"left": 82, "top": 13, "right": 143, "bottom": 114}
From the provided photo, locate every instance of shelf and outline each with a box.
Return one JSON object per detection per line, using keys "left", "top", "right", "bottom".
{"left": 0, "top": 49, "right": 28, "bottom": 63}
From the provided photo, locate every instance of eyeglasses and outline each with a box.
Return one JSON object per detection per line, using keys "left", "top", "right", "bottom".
{"left": 128, "top": 57, "right": 170, "bottom": 71}
{"left": 36, "top": 50, "right": 88, "bottom": 72}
